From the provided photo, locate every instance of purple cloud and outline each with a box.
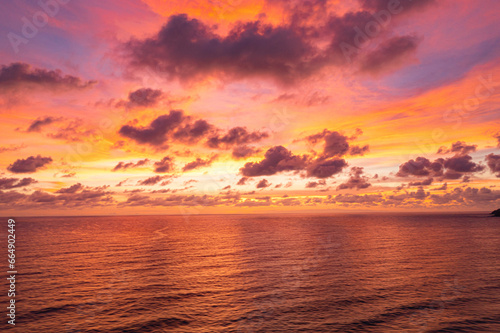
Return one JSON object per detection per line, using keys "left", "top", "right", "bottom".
{"left": 182, "top": 156, "right": 217, "bottom": 172}
{"left": 7, "top": 155, "right": 53, "bottom": 173}
{"left": 112, "top": 159, "right": 150, "bottom": 171}
{"left": 154, "top": 156, "right": 175, "bottom": 173}
{"left": 0, "top": 62, "right": 96, "bottom": 92}
{"left": 337, "top": 167, "right": 372, "bottom": 190}
{"left": 119, "top": 110, "right": 185, "bottom": 146}
{"left": 116, "top": 88, "right": 164, "bottom": 109}
{"left": 240, "top": 146, "right": 309, "bottom": 177}
{"left": 207, "top": 127, "right": 269, "bottom": 149}
{"left": 486, "top": 153, "right": 500, "bottom": 177}
{"left": 26, "top": 116, "right": 62, "bottom": 132}
{"left": 256, "top": 179, "right": 271, "bottom": 189}
{"left": 0, "top": 177, "right": 37, "bottom": 189}
{"left": 137, "top": 175, "right": 172, "bottom": 186}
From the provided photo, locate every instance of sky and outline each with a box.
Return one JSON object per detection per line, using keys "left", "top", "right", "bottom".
{"left": 1, "top": 0, "right": 500, "bottom": 216}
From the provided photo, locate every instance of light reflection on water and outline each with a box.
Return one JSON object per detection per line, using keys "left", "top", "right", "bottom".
{"left": 2, "top": 213, "right": 500, "bottom": 332}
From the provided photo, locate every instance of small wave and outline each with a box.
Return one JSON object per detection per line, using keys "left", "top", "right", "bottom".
{"left": 24, "top": 303, "right": 79, "bottom": 320}
{"left": 426, "top": 315, "right": 500, "bottom": 332}
{"left": 337, "top": 298, "right": 465, "bottom": 332}
{"left": 108, "top": 317, "right": 190, "bottom": 332}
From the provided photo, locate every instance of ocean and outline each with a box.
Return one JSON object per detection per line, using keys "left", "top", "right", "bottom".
{"left": 2, "top": 213, "right": 500, "bottom": 332}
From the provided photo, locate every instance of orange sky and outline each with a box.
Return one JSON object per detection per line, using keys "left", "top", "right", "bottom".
{"left": 1, "top": 0, "right": 500, "bottom": 215}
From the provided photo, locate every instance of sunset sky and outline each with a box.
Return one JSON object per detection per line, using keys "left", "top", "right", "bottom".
{"left": 1, "top": 0, "right": 500, "bottom": 215}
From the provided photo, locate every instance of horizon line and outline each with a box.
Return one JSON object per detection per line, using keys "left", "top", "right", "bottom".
{"left": 1, "top": 210, "right": 495, "bottom": 218}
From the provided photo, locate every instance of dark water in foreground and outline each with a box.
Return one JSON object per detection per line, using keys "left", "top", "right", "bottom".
{"left": 2, "top": 213, "right": 500, "bottom": 332}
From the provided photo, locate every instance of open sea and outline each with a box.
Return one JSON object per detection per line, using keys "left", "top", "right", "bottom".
{"left": 2, "top": 213, "right": 500, "bottom": 332}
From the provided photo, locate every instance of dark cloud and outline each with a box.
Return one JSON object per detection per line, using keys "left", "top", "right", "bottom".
{"left": 306, "top": 158, "right": 348, "bottom": 178}
{"left": 486, "top": 154, "right": 500, "bottom": 177}
{"left": 116, "top": 88, "right": 164, "bottom": 109}
{"left": 323, "top": 10, "right": 383, "bottom": 63}
{"left": 437, "top": 141, "right": 477, "bottom": 155}
{"left": 0, "top": 177, "right": 37, "bottom": 189}
{"left": 306, "top": 129, "right": 368, "bottom": 158}
{"left": 349, "top": 145, "right": 370, "bottom": 156}
{"left": 173, "top": 119, "right": 213, "bottom": 144}
{"left": 154, "top": 156, "right": 175, "bottom": 173}
{"left": 320, "top": 0, "right": 430, "bottom": 67}
{"left": 122, "top": 0, "right": 434, "bottom": 85}
{"left": 396, "top": 157, "right": 443, "bottom": 177}
{"left": 116, "top": 179, "right": 129, "bottom": 187}
{"left": 56, "top": 183, "right": 84, "bottom": 194}
{"left": 20, "top": 118, "right": 92, "bottom": 145}
{"left": 237, "top": 177, "right": 249, "bottom": 185}
{"left": 0, "top": 62, "right": 96, "bottom": 92}
{"left": 441, "top": 170, "right": 463, "bottom": 180}
{"left": 137, "top": 175, "right": 172, "bottom": 186}
{"left": 182, "top": 155, "right": 217, "bottom": 172}
{"left": 61, "top": 172, "right": 76, "bottom": 178}
{"left": 306, "top": 180, "right": 326, "bottom": 188}
{"left": 240, "top": 130, "right": 358, "bottom": 179}
{"left": 112, "top": 159, "right": 150, "bottom": 171}
{"left": 119, "top": 110, "right": 185, "bottom": 146}
{"left": 0, "top": 190, "right": 28, "bottom": 204}
{"left": 0, "top": 185, "right": 114, "bottom": 208}
{"left": 118, "top": 192, "right": 240, "bottom": 207}
{"left": 124, "top": 189, "right": 145, "bottom": 194}
{"left": 322, "top": 131, "right": 351, "bottom": 158}
{"left": 359, "top": 35, "right": 420, "bottom": 75}
{"left": 382, "top": 186, "right": 430, "bottom": 205}
{"left": 443, "top": 155, "right": 484, "bottom": 174}
{"left": 397, "top": 153, "right": 484, "bottom": 181}
{"left": 124, "top": 14, "right": 316, "bottom": 85}
{"left": 207, "top": 127, "right": 269, "bottom": 149}
{"left": 337, "top": 167, "right": 372, "bottom": 190}
{"left": 26, "top": 116, "right": 62, "bottom": 132}
{"left": 7, "top": 155, "right": 53, "bottom": 173}
{"left": 118, "top": 111, "right": 265, "bottom": 149}
{"left": 410, "top": 186, "right": 428, "bottom": 200}
{"left": 256, "top": 179, "right": 271, "bottom": 189}
{"left": 232, "top": 145, "right": 260, "bottom": 159}
{"left": 306, "top": 130, "right": 347, "bottom": 156}
{"left": 240, "top": 145, "right": 309, "bottom": 177}
{"left": 460, "top": 187, "right": 500, "bottom": 202}
{"left": 408, "top": 177, "right": 433, "bottom": 186}
{"left": 39, "top": 186, "right": 113, "bottom": 207}
{"left": 430, "top": 187, "right": 500, "bottom": 206}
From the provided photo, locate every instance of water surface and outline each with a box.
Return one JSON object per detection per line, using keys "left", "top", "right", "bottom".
{"left": 2, "top": 213, "right": 500, "bottom": 332}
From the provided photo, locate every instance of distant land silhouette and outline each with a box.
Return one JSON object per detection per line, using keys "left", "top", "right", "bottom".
{"left": 491, "top": 209, "right": 500, "bottom": 216}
